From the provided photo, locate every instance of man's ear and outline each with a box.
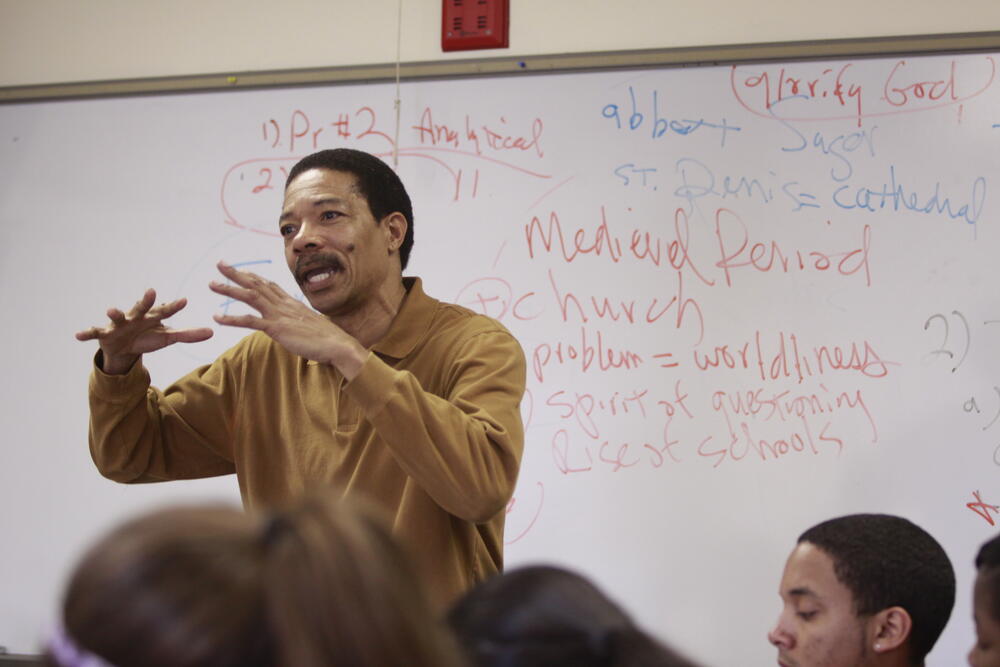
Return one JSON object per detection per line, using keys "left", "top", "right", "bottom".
{"left": 382, "top": 212, "right": 407, "bottom": 255}
{"left": 869, "top": 606, "right": 912, "bottom": 654}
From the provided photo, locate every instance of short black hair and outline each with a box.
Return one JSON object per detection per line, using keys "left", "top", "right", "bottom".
{"left": 446, "top": 565, "right": 702, "bottom": 667}
{"left": 975, "top": 533, "right": 1000, "bottom": 621}
{"left": 285, "top": 149, "right": 414, "bottom": 270}
{"left": 799, "top": 514, "right": 955, "bottom": 664}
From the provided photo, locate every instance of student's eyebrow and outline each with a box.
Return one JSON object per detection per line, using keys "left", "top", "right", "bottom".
{"left": 788, "top": 586, "right": 819, "bottom": 599}
{"left": 279, "top": 198, "right": 348, "bottom": 222}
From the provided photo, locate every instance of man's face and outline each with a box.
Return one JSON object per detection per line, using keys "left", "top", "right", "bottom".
{"left": 768, "top": 542, "right": 873, "bottom": 667}
{"left": 279, "top": 168, "right": 400, "bottom": 318}
{"left": 970, "top": 569, "right": 1000, "bottom": 667}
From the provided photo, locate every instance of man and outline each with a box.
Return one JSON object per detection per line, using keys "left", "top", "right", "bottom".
{"left": 75, "top": 148, "right": 527, "bottom": 607}
{"left": 768, "top": 513, "right": 955, "bottom": 667}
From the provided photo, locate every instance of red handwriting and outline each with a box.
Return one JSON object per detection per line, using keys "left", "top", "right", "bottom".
{"left": 546, "top": 269, "right": 704, "bottom": 344}
{"left": 693, "top": 330, "right": 896, "bottom": 381}
{"left": 650, "top": 417, "right": 685, "bottom": 467}
{"left": 521, "top": 387, "right": 534, "bottom": 433}
{"left": 250, "top": 165, "right": 288, "bottom": 194}
{"left": 653, "top": 352, "right": 679, "bottom": 368}
{"left": 883, "top": 58, "right": 996, "bottom": 108}
{"left": 261, "top": 107, "right": 394, "bottom": 153}
{"left": 532, "top": 327, "right": 645, "bottom": 383}
{"left": 551, "top": 427, "right": 684, "bottom": 475}
{"left": 657, "top": 380, "right": 695, "bottom": 419}
{"left": 412, "top": 107, "right": 545, "bottom": 158}
{"left": 220, "top": 157, "right": 298, "bottom": 235}
{"left": 731, "top": 56, "right": 996, "bottom": 125}
{"left": 714, "top": 209, "right": 872, "bottom": 288}
{"left": 544, "top": 382, "right": 697, "bottom": 476}
{"left": 524, "top": 207, "right": 715, "bottom": 288}
{"left": 235, "top": 106, "right": 552, "bottom": 212}
{"left": 968, "top": 490, "right": 1000, "bottom": 526}
{"left": 454, "top": 276, "right": 540, "bottom": 322}
{"left": 735, "top": 63, "right": 863, "bottom": 123}
{"left": 551, "top": 429, "right": 593, "bottom": 474}
{"left": 698, "top": 415, "right": 845, "bottom": 468}
{"left": 711, "top": 385, "right": 878, "bottom": 444}
{"left": 546, "top": 388, "right": 649, "bottom": 439}
{"left": 505, "top": 481, "right": 545, "bottom": 545}
{"left": 542, "top": 381, "right": 694, "bottom": 441}
{"left": 538, "top": 376, "right": 885, "bottom": 474}
{"left": 222, "top": 146, "right": 551, "bottom": 232}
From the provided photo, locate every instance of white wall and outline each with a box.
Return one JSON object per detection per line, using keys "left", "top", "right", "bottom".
{"left": 1, "top": 0, "right": 999, "bottom": 87}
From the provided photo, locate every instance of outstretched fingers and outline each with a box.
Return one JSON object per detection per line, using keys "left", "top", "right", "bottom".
{"left": 213, "top": 312, "right": 265, "bottom": 330}
{"left": 125, "top": 288, "right": 157, "bottom": 319}
{"left": 106, "top": 307, "right": 127, "bottom": 324}
{"left": 208, "top": 280, "right": 257, "bottom": 305}
{"left": 165, "top": 327, "right": 215, "bottom": 344}
{"left": 211, "top": 262, "right": 291, "bottom": 313}
{"left": 75, "top": 326, "right": 104, "bottom": 341}
{"left": 150, "top": 297, "right": 190, "bottom": 321}
{"left": 75, "top": 289, "right": 205, "bottom": 349}
{"left": 215, "top": 261, "right": 275, "bottom": 291}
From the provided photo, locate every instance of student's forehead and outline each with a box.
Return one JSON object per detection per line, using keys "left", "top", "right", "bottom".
{"left": 975, "top": 569, "right": 999, "bottom": 607}
{"left": 782, "top": 543, "right": 848, "bottom": 597}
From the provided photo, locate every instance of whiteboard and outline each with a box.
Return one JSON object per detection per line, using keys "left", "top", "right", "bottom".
{"left": 1, "top": 51, "right": 998, "bottom": 665}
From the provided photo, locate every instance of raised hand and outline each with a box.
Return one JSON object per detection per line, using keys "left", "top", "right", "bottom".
{"left": 209, "top": 262, "right": 366, "bottom": 378}
{"left": 75, "top": 289, "right": 214, "bottom": 374}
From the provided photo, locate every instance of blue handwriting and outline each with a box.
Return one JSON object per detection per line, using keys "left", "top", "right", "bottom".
{"left": 779, "top": 121, "right": 878, "bottom": 182}
{"left": 832, "top": 166, "right": 986, "bottom": 228}
{"left": 672, "top": 157, "right": 819, "bottom": 213}
{"left": 601, "top": 86, "right": 741, "bottom": 147}
{"left": 614, "top": 164, "right": 659, "bottom": 189}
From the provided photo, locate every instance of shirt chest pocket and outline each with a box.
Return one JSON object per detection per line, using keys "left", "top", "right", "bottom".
{"left": 302, "top": 361, "right": 361, "bottom": 434}
{"left": 335, "top": 397, "right": 361, "bottom": 433}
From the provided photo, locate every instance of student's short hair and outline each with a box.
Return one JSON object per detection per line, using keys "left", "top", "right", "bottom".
{"left": 286, "top": 148, "right": 415, "bottom": 270}
{"left": 447, "top": 565, "right": 702, "bottom": 667}
{"left": 49, "top": 493, "right": 460, "bottom": 667}
{"left": 799, "top": 513, "right": 955, "bottom": 663}
{"left": 975, "top": 533, "right": 1000, "bottom": 621}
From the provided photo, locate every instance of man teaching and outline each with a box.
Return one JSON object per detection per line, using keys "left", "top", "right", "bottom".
{"left": 75, "top": 148, "right": 527, "bottom": 606}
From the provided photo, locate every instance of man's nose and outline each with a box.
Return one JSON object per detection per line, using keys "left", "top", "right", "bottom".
{"left": 292, "top": 222, "right": 322, "bottom": 252}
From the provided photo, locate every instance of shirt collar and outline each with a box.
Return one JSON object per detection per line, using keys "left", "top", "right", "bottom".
{"left": 370, "top": 276, "right": 437, "bottom": 360}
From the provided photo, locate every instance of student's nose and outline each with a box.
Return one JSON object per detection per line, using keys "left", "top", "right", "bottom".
{"left": 768, "top": 616, "right": 793, "bottom": 649}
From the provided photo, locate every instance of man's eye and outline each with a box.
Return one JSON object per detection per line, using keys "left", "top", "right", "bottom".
{"left": 321, "top": 211, "right": 341, "bottom": 221}
{"left": 796, "top": 611, "right": 817, "bottom": 621}
{"left": 279, "top": 224, "right": 296, "bottom": 237}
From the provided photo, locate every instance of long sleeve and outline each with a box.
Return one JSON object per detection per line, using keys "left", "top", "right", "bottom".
{"left": 88, "top": 350, "right": 238, "bottom": 483}
{"left": 346, "top": 328, "right": 526, "bottom": 523}
{"left": 84, "top": 277, "right": 527, "bottom": 605}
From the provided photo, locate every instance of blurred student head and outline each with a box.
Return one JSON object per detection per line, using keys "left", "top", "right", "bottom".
{"left": 446, "top": 564, "right": 702, "bottom": 667}
{"left": 768, "top": 513, "right": 955, "bottom": 667}
{"left": 970, "top": 533, "right": 1000, "bottom": 666}
{"left": 46, "top": 493, "right": 461, "bottom": 667}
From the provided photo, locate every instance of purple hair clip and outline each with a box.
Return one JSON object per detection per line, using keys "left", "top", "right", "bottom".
{"left": 46, "top": 623, "right": 113, "bottom": 667}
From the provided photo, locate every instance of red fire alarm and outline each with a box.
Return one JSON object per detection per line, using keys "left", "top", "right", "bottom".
{"left": 441, "top": 0, "right": 509, "bottom": 52}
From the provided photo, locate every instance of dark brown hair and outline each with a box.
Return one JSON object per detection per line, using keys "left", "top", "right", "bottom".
{"left": 286, "top": 148, "right": 415, "bottom": 270}
{"left": 975, "top": 532, "right": 1000, "bottom": 621}
{"left": 447, "top": 565, "right": 702, "bottom": 667}
{"left": 48, "top": 494, "right": 461, "bottom": 667}
{"left": 799, "top": 513, "right": 955, "bottom": 665}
